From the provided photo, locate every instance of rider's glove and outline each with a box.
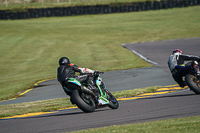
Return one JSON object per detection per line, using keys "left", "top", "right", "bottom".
{"left": 79, "top": 68, "right": 94, "bottom": 74}
{"left": 94, "top": 70, "right": 99, "bottom": 74}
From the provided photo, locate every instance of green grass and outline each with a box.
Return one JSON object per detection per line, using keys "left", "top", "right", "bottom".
{"left": 70, "top": 116, "right": 200, "bottom": 133}
{"left": 0, "top": 6, "right": 200, "bottom": 132}
{"left": 0, "top": 6, "right": 200, "bottom": 101}
{"left": 0, "top": 86, "right": 158, "bottom": 118}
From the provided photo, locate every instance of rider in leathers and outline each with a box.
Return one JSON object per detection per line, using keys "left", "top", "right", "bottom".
{"left": 57, "top": 57, "right": 97, "bottom": 96}
{"left": 168, "top": 49, "right": 200, "bottom": 88}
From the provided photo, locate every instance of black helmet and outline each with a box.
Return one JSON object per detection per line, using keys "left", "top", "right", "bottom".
{"left": 59, "top": 57, "right": 70, "bottom": 65}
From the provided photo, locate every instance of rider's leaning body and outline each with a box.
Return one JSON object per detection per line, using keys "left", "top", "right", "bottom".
{"left": 168, "top": 49, "right": 200, "bottom": 87}
{"left": 57, "top": 57, "right": 96, "bottom": 96}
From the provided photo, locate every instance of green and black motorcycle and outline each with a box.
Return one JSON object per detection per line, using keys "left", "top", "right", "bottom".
{"left": 64, "top": 71, "right": 119, "bottom": 113}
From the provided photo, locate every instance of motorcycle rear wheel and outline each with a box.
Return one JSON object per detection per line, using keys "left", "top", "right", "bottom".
{"left": 71, "top": 90, "right": 96, "bottom": 113}
{"left": 185, "top": 74, "right": 200, "bottom": 94}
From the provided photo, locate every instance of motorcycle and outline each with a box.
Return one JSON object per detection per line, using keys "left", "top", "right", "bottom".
{"left": 185, "top": 61, "right": 200, "bottom": 94}
{"left": 64, "top": 71, "right": 119, "bottom": 113}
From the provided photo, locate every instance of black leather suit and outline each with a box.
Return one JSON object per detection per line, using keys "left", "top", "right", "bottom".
{"left": 57, "top": 63, "right": 94, "bottom": 95}
{"left": 168, "top": 53, "right": 200, "bottom": 87}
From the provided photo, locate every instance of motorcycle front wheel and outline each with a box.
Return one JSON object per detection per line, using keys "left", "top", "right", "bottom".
{"left": 185, "top": 74, "right": 200, "bottom": 94}
{"left": 71, "top": 90, "right": 96, "bottom": 113}
{"left": 106, "top": 90, "right": 119, "bottom": 109}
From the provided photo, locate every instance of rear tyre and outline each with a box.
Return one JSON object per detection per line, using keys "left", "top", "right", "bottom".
{"left": 71, "top": 90, "right": 96, "bottom": 113}
{"left": 185, "top": 74, "right": 200, "bottom": 94}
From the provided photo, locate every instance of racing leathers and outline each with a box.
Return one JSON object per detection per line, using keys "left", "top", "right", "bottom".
{"left": 57, "top": 63, "right": 95, "bottom": 96}
{"left": 168, "top": 53, "right": 200, "bottom": 87}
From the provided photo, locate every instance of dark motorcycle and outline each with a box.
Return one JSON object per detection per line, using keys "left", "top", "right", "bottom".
{"left": 64, "top": 71, "right": 119, "bottom": 113}
{"left": 185, "top": 62, "right": 200, "bottom": 94}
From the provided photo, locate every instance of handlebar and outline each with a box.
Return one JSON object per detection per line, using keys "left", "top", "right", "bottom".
{"left": 80, "top": 71, "right": 104, "bottom": 75}
{"left": 94, "top": 71, "right": 104, "bottom": 75}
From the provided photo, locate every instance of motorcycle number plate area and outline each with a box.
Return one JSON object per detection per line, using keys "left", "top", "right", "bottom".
{"left": 98, "top": 99, "right": 108, "bottom": 105}
{"left": 98, "top": 96, "right": 109, "bottom": 105}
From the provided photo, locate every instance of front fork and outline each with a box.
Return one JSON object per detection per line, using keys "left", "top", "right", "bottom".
{"left": 96, "top": 84, "right": 110, "bottom": 105}
{"left": 191, "top": 74, "right": 200, "bottom": 87}
{"left": 196, "top": 75, "right": 200, "bottom": 87}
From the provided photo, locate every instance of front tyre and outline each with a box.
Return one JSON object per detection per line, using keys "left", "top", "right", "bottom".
{"left": 106, "top": 90, "right": 119, "bottom": 109}
{"left": 185, "top": 74, "right": 200, "bottom": 94}
{"left": 71, "top": 90, "right": 96, "bottom": 113}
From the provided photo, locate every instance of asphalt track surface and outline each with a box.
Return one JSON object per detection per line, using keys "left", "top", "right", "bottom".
{"left": 0, "top": 67, "right": 175, "bottom": 105}
{"left": 0, "top": 38, "right": 200, "bottom": 133}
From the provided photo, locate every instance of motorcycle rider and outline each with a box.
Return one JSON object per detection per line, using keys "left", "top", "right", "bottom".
{"left": 57, "top": 57, "right": 97, "bottom": 96}
{"left": 168, "top": 49, "right": 200, "bottom": 88}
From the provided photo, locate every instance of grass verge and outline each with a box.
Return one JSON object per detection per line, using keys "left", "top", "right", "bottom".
{"left": 70, "top": 116, "right": 200, "bottom": 133}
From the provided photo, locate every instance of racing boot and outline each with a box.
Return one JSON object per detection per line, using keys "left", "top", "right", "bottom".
{"left": 172, "top": 69, "right": 185, "bottom": 88}
{"left": 179, "top": 81, "right": 186, "bottom": 88}
{"left": 86, "top": 77, "right": 99, "bottom": 92}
